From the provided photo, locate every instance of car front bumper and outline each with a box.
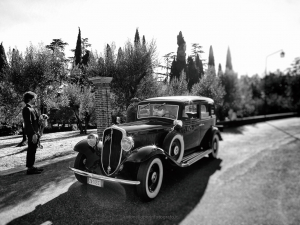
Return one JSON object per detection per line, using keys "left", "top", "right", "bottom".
{"left": 69, "top": 167, "right": 141, "bottom": 185}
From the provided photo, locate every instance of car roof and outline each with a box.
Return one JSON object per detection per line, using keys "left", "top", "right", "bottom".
{"left": 141, "top": 96, "right": 214, "bottom": 104}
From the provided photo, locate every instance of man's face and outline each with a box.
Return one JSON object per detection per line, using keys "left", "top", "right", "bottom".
{"left": 29, "top": 97, "right": 37, "bottom": 106}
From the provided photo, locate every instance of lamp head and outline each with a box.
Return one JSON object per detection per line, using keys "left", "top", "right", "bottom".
{"left": 280, "top": 51, "right": 285, "bottom": 58}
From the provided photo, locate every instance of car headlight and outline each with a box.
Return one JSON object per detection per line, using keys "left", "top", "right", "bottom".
{"left": 121, "top": 136, "right": 134, "bottom": 152}
{"left": 87, "top": 133, "right": 98, "bottom": 147}
{"left": 173, "top": 120, "right": 183, "bottom": 127}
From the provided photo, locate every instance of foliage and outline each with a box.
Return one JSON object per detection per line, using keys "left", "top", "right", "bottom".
{"left": 46, "top": 39, "right": 68, "bottom": 52}
{"left": 238, "top": 75, "right": 256, "bottom": 117}
{"left": 263, "top": 73, "right": 292, "bottom": 114}
{"left": 191, "top": 66, "right": 225, "bottom": 107}
{"left": 191, "top": 43, "right": 204, "bottom": 60}
{"left": 220, "top": 68, "right": 241, "bottom": 112}
{"left": 163, "top": 71, "right": 189, "bottom": 96}
{"left": 186, "top": 56, "right": 199, "bottom": 91}
{"left": 111, "top": 39, "right": 158, "bottom": 108}
{"left": 59, "top": 83, "right": 95, "bottom": 134}
{"left": 289, "top": 74, "right": 300, "bottom": 113}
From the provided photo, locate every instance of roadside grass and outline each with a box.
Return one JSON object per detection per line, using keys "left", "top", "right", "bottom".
{"left": 0, "top": 129, "right": 97, "bottom": 171}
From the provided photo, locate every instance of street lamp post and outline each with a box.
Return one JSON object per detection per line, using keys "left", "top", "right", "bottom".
{"left": 264, "top": 49, "right": 285, "bottom": 118}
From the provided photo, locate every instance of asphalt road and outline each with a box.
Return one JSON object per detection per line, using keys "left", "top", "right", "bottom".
{"left": 0, "top": 117, "right": 300, "bottom": 225}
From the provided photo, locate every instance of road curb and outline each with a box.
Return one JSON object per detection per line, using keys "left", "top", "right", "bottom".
{"left": 0, "top": 154, "right": 76, "bottom": 176}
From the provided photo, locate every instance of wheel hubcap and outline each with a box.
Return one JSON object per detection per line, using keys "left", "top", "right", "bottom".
{"left": 174, "top": 146, "right": 179, "bottom": 155}
{"left": 151, "top": 172, "right": 157, "bottom": 183}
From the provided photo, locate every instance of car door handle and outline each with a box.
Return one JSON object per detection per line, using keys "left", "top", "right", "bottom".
{"left": 199, "top": 124, "right": 204, "bottom": 126}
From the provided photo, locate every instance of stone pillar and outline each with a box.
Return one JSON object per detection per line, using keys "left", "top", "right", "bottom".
{"left": 88, "top": 77, "right": 113, "bottom": 139}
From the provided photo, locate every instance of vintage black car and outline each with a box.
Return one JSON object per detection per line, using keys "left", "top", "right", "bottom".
{"left": 70, "top": 96, "right": 222, "bottom": 201}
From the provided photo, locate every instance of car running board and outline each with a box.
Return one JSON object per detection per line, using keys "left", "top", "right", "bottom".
{"left": 180, "top": 149, "right": 213, "bottom": 167}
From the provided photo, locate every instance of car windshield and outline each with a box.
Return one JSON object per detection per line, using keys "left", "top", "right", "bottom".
{"left": 137, "top": 103, "right": 179, "bottom": 120}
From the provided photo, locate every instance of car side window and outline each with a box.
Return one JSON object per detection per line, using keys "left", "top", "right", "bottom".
{"left": 183, "top": 104, "right": 199, "bottom": 119}
{"left": 201, "top": 105, "right": 210, "bottom": 119}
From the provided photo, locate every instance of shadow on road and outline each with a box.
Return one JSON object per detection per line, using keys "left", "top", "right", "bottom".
{"left": 223, "top": 126, "right": 246, "bottom": 135}
{"left": 0, "top": 147, "right": 28, "bottom": 159}
{"left": 0, "top": 130, "right": 96, "bottom": 149}
{"left": 5, "top": 157, "right": 222, "bottom": 225}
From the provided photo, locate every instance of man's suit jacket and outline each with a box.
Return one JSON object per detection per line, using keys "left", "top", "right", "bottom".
{"left": 22, "top": 104, "right": 40, "bottom": 136}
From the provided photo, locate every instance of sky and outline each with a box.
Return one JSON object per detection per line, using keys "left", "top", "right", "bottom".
{"left": 1, "top": 0, "right": 300, "bottom": 77}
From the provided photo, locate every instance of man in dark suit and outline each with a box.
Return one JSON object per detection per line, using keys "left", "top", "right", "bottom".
{"left": 22, "top": 91, "right": 44, "bottom": 175}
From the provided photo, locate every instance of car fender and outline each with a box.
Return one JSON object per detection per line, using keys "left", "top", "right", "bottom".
{"left": 125, "top": 145, "right": 166, "bottom": 163}
{"left": 212, "top": 126, "right": 223, "bottom": 141}
{"left": 73, "top": 139, "right": 100, "bottom": 168}
{"left": 162, "top": 130, "right": 184, "bottom": 163}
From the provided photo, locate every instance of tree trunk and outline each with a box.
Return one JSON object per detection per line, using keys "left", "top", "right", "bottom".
{"left": 84, "top": 113, "right": 90, "bottom": 134}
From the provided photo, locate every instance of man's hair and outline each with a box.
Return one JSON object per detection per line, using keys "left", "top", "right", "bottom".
{"left": 23, "top": 91, "right": 37, "bottom": 103}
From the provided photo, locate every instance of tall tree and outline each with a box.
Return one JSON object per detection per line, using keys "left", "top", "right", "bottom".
{"left": 0, "top": 42, "right": 8, "bottom": 75}
{"left": 208, "top": 45, "right": 216, "bottom": 75}
{"left": 169, "top": 57, "right": 179, "bottom": 81}
{"left": 134, "top": 28, "right": 140, "bottom": 46}
{"left": 75, "top": 27, "right": 82, "bottom": 65}
{"left": 142, "top": 35, "right": 146, "bottom": 47}
{"left": 46, "top": 39, "right": 68, "bottom": 52}
{"left": 186, "top": 56, "right": 199, "bottom": 91}
{"left": 176, "top": 31, "right": 186, "bottom": 75}
{"left": 208, "top": 45, "right": 215, "bottom": 67}
{"left": 226, "top": 46, "right": 233, "bottom": 70}
{"left": 217, "top": 63, "right": 223, "bottom": 77}
{"left": 195, "top": 54, "right": 204, "bottom": 79}
{"left": 191, "top": 43, "right": 204, "bottom": 60}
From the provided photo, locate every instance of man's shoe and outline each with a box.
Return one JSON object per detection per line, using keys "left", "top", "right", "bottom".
{"left": 33, "top": 166, "right": 44, "bottom": 172}
{"left": 27, "top": 169, "right": 42, "bottom": 175}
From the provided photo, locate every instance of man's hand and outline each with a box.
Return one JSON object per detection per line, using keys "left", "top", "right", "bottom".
{"left": 32, "top": 134, "right": 38, "bottom": 144}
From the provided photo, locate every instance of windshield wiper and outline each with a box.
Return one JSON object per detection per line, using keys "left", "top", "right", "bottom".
{"left": 140, "top": 103, "right": 150, "bottom": 110}
{"left": 157, "top": 103, "right": 165, "bottom": 109}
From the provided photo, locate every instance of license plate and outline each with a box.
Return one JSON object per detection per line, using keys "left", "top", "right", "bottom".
{"left": 87, "top": 177, "right": 104, "bottom": 187}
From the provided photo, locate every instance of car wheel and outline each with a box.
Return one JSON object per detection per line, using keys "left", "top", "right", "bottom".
{"left": 209, "top": 135, "right": 219, "bottom": 159}
{"left": 74, "top": 152, "right": 87, "bottom": 184}
{"left": 136, "top": 157, "right": 163, "bottom": 201}
{"left": 163, "top": 131, "right": 184, "bottom": 163}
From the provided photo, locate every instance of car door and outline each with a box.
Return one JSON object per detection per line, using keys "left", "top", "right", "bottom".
{"left": 199, "top": 104, "right": 211, "bottom": 143}
{"left": 182, "top": 103, "right": 201, "bottom": 150}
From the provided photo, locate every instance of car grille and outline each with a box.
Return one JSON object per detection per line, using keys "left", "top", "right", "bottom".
{"left": 101, "top": 127, "right": 124, "bottom": 175}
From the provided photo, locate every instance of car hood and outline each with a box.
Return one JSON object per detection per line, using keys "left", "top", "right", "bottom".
{"left": 117, "top": 119, "right": 173, "bottom": 134}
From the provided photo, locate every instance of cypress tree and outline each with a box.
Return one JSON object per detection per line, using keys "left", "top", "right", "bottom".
{"left": 142, "top": 35, "right": 146, "bottom": 46}
{"left": 218, "top": 63, "right": 223, "bottom": 77}
{"left": 208, "top": 45, "right": 215, "bottom": 67}
{"left": 75, "top": 27, "right": 82, "bottom": 65}
{"left": 186, "top": 56, "right": 199, "bottom": 91}
{"left": 226, "top": 46, "right": 233, "bottom": 70}
{"left": 170, "top": 57, "right": 179, "bottom": 81}
{"left": 176, "top": 31, "right": 186, "bottom": 75}
{"left": 134, "top": 28, "right": 140, "bottom": 45}
{"left": 195, "top": 54, "right": 204, "bottom": 79}
{"left": 0, "top": 42, "right": 8, "bottom": 74}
